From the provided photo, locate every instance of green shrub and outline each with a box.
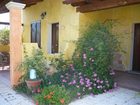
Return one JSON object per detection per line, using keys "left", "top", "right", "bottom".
{"left": 46, "top": 21, "right": 120, "bottom": 98}
{"left": 34, "top": 85, "right": 73, "bottom": 105}
{"left": 15, "top": 21, "right": 120, "bottom": 102}
{"left": 18, "top": 49, "right": 48, "bottom": 81}
{"left": 73, "top": 21, "right": 120, "bottom": 77}
{"left": 50, "top": 54, "right": 71, "bottom": 71}
{"left": 15, "top": 49, "right": 48, "bottom": 94}
{"left": 0, "top": 29, "right": 9, "bottom": 45}
{"left": 13, "top": 82, "right": 32, "bottom": 95}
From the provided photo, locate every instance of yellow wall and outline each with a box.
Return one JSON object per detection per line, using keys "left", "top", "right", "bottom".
{"left": 22, "top": 0, "right": 140, "bottom": 71}
{"left": 22, "top": 0, "right": 80, "bottom": 59}
{"left": 79, "top": 4, "right": 140, "bottom": 70}
{"left": 0, "top": 45, "right": 9, "bottom": 52}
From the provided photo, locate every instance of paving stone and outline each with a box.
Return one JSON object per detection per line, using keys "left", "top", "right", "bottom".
{"left": 69, "top": 88, "right": 140, "bottom": 105}
{"left": 0, "top": 75, "right": 140, "bottom": 105}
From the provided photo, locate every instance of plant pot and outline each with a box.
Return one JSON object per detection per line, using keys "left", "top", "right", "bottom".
{"left": 26, "top": 79, "right": 42, "bottom": 90}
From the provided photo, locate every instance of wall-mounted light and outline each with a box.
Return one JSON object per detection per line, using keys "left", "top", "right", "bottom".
{"left": 40, "top": 11, "right": 47, "bottom": 19}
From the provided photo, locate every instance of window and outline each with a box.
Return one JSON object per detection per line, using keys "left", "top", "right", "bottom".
{"left": 51, "top": 23, "right": 59, "bottom": 53}
{"left": 31, "top": 21, "right": 41, "bottom": 48}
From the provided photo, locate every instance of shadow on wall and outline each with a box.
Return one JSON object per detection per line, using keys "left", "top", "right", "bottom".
{"left": 113, "top": 52, "right": 125, "bottom": 71}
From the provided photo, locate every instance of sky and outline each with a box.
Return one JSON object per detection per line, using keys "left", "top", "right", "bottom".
{"left": 0, "top": 13, "right": 10, "bottom": 29}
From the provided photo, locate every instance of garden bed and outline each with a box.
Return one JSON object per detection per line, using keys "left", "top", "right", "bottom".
{"left": 14, "top": 21, "right": 120, "bottom": 105}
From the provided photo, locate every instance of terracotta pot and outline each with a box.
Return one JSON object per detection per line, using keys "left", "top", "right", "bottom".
{"left": 26, "top": 79, "right": 42, "bottom": 89}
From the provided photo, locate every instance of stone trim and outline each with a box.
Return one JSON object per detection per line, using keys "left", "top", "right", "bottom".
{"left": 6, "top": 1, "right": 26, "bottom": 10}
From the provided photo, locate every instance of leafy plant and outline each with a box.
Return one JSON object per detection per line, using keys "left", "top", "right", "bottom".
{"left": 73, "top": 21, "right": 120, "bottom": 80}
{"left": 0, "top": 29, "right": 9, "bottom": 45}
{"left": 34, "top": 85, "right": 73, "bottom": 105}
{"left": 18, "top": 49, "right": 48, "bottom": 81}
{"left": 15, "top": 21, "right": 120, "bottom": 102}
{"left": 50, "top": 54, "right": 71, "bottom": 71}
{"left": 45, "top": 21, "right": 120, "bottom": 98}
{"left": 13, "top": 82, "right": 32, "bottom": 95}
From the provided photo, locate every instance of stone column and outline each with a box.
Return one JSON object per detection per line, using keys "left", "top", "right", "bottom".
{"left": 6, "top": 2, "right": 26, "bottom": 86}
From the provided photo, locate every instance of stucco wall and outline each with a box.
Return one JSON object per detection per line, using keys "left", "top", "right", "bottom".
{"left": 22, "top": 0, "right": 80, "bottom": 59}
{"left": 79, "top": 4, "right": 140, "bottom": 71}
{"left": 0, "top": 45, "right": 9, "bottom": 52}
{"left": 22, "top": 0, "right": 140, "bottom": 71}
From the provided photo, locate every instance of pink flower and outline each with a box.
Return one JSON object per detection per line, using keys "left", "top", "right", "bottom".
{"left": 62, "top": 79, "right": 67, "bottom": 83}
{"left": 77, "top": 93, "right": 81, "bottom": 96}
{"left": 97, "top": 86, "right": 100, "bottom": 89}
{"left": 100, "top": 80, "right": 103, "bottom": 84}
{"left": 83, "top": 53, "right": 87, "bottom": 59}
{"left": 94, "top": 83, "right": 96, "bottom": 86}
{"left": 80, "top": 81, "right": 84, "bottom": 85}
{"left": 97, "top": 80, "right": 100, "bottom": 83}
{"left": 90, "top": 93, "right": 94, "bottom": 96}
{"left": 90, "top": 48, "right": 94, "bottom": 51}
{"left": 68, "top": 82, "right": 72, "bottom": 85}
{"left": 100, "top": 86, "right": 103, "bottom": 89}
{"left": 93, "top": 73, "right": 97, "bottom": 77}
{"left": 72, "top": 80, "right": 76, "bottom": 84}
{"left": 70, "top": 64, "right": 75, "bottom": 71}
{"left": 89, "top": 87, "right": 92, "bottom": 90}
{"left": 91, "top": 59, "right": 94, "bottom": 62}
{"left": 69, "top": 64, "right": 73, "bottom": 67}
{"left": 94, "top": 78, "right": 97, "bottom": 81}
{"left": 76, "top": 85, "right": 80, "bottom": 88}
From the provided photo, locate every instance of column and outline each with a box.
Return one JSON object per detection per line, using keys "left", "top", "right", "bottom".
{"left": 6, "top": 2, "right": 26, "bottom": 86}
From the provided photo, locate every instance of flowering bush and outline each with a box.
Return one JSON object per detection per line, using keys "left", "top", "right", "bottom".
{"left": 15, "top": 21, "right": 120, "bottom": 104}
{"left": 34, "top": 85, "right": 72, "bottom": 105}
{"left": 46, "top": 21, "right": 119, "bottom": 98}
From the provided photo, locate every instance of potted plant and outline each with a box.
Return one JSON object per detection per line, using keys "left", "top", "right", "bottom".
{"left": 18, "top": 49, "right": 48, "bottom": 93}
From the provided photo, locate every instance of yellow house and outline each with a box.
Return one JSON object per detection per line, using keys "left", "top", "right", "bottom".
{"left": 0, "top": 0, "right": 140, "bottom": 86}
{"left": 22, "top": 0, "right": 140, "bottom": 72}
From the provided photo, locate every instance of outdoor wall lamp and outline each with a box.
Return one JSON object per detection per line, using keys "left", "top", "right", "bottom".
{"left": 40, "top": 11, "right": 47, "bottom": 19}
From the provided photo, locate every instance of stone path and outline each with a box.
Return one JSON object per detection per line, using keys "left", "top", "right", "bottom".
{"left": 0, "top": 72, "right": 34, "bottom": 105}
{"left": 0, "top": 71, "right": 140, "bottom": 105}
{"left": 70, "top": 88, "right": 140, "bottom": 105}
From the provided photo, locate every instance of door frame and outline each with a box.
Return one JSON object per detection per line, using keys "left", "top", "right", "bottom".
{"left": 47, "top": 22, "right": 59, "bottom": 54}
{"left": 129, "top": 23, "right": 140, "bottom": 71}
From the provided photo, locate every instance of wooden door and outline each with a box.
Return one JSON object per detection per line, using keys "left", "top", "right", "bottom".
{"left": 52, "top": 23, "right": 59, "bottom": 53}
{"left": 36, "top": 21, "right": 41, "bottom": 48}
{"left": 133, "top": 23, "right": 140, "bottom": 72}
